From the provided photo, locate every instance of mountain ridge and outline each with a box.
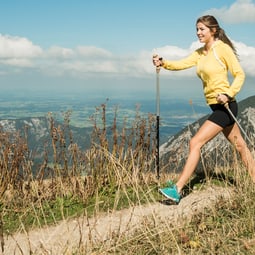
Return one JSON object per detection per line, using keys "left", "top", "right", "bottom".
{"left": 160, "top": 95, "right": 255, "bottom": 174}
{"left": 0, "top": 96, "right": 254, "bottom": 174}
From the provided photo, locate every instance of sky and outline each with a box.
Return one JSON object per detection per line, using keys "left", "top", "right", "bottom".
{"left": 0, "top": 0, "right": 255, "bottom": 102}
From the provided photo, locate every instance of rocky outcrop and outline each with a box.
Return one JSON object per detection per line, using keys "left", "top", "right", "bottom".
{"left": 160, "top": 96, "right": 255, "bottom": 174}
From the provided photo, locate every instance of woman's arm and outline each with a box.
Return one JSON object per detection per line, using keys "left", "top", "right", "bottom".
{"left": 221, "top": 45, "right": 245, "bottom": 98}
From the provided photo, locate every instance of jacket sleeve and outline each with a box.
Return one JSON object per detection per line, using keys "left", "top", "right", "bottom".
{"left": 221, "top": 45, "right": 245, "bottom": 98}
{"left": 161, "top": 50, "right": 200, "bottom": 71}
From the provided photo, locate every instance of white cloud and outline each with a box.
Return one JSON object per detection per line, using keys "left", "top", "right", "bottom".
{"left": 204, "top": 0, "right": 255, "bottom": 24}
{"left": 0, "top": 34, "right": 42, "bottom": 58}
{"left": 76, "top": 46, "right": 112, "bottom": 58}
{"left": 235, "top": 41, "right": 255, "bottom": 75}
{"left": 0, "top": 34, "right": 43, "bottom": 67}
{"left": 47, "top": 46, "right": 74, "bottom": 59}
{"left": 0, "top": 58, "right": 34, "bottom": 67}
{"left": 0, "top": 33, "right": 254, "bottom": 79}
{"left": 38, "top": 47, "right": 118, "bottom": 78}
{"left": 152, "top": 46, "right": 191, "bottom": 59}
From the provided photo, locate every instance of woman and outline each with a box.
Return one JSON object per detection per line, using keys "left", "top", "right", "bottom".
{"left": 153, "top": 15, "right": 255, "bottom": 203}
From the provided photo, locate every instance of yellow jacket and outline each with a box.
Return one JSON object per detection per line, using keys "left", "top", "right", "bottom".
{"left": 162, "top": 40, "right": 245, "bottom": 105}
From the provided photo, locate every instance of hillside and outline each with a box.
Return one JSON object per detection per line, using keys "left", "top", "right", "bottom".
{"left": 0, "top": 96, "right": 254, "bottom": 175}
{"left": 0, "top": 116, "right": 92, "bottom": 170}
{"left": 160, "top": 95, "right": 255, "bottom": 174}
{"left": 1, "top": 96, "right": 255, "bottom": 254}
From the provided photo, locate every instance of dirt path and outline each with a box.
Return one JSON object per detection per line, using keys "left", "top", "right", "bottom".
{"left": 2, "top": 186, "right": 233, "bottom": 254}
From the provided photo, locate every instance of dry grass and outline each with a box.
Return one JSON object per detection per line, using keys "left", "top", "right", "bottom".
{"left": 0, "top": 102, "right": 255, "bottom": 254}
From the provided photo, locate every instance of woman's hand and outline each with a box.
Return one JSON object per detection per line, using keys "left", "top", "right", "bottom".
{"left": 152, "top": 54, "right": 163, "bottom": 67}
{"left": 216, "top": 94, "right": 229, "bottom": 105}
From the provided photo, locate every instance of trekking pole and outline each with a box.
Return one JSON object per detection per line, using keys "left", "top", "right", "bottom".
{"left": 155, "top": 58, "right": 161, "bottom": 179}
{"left": 224, "top": 103, "right": 253, "bottom": 146}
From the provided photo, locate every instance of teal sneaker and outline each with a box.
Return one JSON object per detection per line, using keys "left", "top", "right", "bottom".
{"left": 159, "top": 185, "right": 181, "bottom": 203}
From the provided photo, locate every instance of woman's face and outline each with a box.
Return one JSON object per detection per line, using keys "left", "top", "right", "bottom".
{"left": 196, "top": 22, "right": 215, "bottom": 44}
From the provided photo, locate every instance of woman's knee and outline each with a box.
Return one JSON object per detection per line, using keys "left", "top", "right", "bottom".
{"left": 189, "top": 137, "right": 203, "bottom": 151}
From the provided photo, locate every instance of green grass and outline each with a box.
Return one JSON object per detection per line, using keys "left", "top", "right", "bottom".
{"left": 1, "top": 183, "right": 160, "bottom": 234}
{"left": 1, "top": 103, "right": 255, "bottom": 254}
{"left": 87, "top": 177, "right": 255, "bottom": 255}
{"left": 2, "top": 195, "right": 84, "bottom": 233}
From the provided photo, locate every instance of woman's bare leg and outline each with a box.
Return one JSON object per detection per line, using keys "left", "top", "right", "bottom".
{"left": 223, "top": 123, "right": 255, "bottom": 182}
{"left": 176, "top": 120, "right": 223, "bottom": 192}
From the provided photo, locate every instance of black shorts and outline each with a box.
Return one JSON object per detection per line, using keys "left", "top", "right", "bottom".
{"left": 208, "top": 101, "right": 237, "bottom": 128}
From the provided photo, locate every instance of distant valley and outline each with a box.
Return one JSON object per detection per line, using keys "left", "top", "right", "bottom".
{"left": 0, "top": 93, "right": 210, "bottom": 145}
{"left": 0, "top": 93, "right": 254, "bottom": 175}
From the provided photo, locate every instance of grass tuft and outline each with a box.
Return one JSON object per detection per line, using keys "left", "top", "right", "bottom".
{"left": 0, "top": 102, "right": 254, "bottom": 254}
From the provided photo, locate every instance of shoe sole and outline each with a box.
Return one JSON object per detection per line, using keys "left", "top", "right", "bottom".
{"left": 159, "top": 188, "right": 179, "bottom": 203}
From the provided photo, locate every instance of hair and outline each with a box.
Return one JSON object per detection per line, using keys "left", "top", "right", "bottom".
{"left": 196, "top": 15, "right": 238, "bottom": 57}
